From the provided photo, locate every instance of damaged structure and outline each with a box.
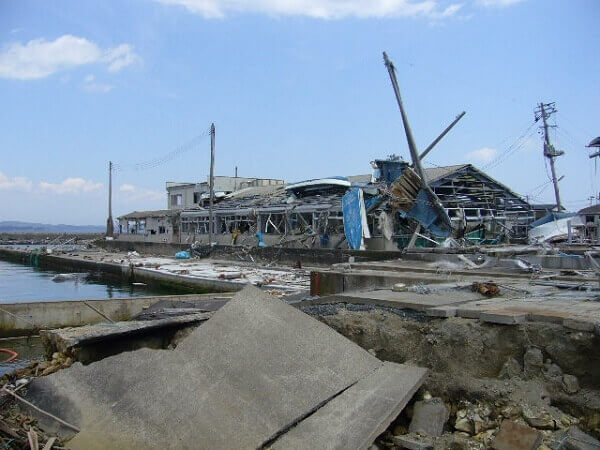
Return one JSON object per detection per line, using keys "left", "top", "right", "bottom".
{"left": 117, "top": 161, "right": 539, "bottom": 250}
{"left": 114, "top": 52, "right": 595, "bottom": 251}
{"left": 116, "top": 52, "right": 565, "bottom": 251}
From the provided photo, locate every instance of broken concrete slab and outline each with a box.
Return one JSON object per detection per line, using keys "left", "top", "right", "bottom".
{"left": 555, "top": 425, "right": 600, "bottom": 450}
{"left": 408, "top": 397, "right": 449, "bottom": 437}
{"left": 270, "top": 362, "right": 427, "bottom": 449}
{"left": 563, "top": 318, "right": 597, "bottom": 332}
{"left": 479, "top": 310, "right": 529, "bottom": 325}
{"left": 40, "top": 312, "right": 213, "bottom": 354}
{"left": 425, "top": 306, "right": 457, "bottom": 318}
{"left": 391, "top": 434, "right": 434, "bottom": 450}
{"left": 26, "top": 286, "right": 426, "bottom": 450}
{"left": 313, "top": 289, "right": 484, "bottom": 311}
{"left": 491, "top": 420, "right": 541, "bottom": 450}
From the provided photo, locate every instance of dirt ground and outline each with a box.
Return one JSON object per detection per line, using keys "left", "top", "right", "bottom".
{"left": 307, "top": 304, "right": 600, "bottom": 448}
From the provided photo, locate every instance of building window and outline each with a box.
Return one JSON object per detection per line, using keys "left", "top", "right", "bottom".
{"left": 171, "top": 194, "right": 183, "bottom": 206}
{"left": 193, "top": 192, "right": 200, "bottom": 203}
{"left": 159, "top": 226, "right": 166, "bottom": 234}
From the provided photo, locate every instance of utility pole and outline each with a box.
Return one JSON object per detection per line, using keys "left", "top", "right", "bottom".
{"left": 535, "top": 102, "right": 563, "bottom": 211}
{"left": 420, "top": 111, "right": 466, "bottom": 160}
{"left": 106, "top": 161, "right": 114, "bottom": 237}
{"left": 383, "top": 52, "right": 425, "bottom": 181}
{"left": 208, "top": 123, "right": 215, "bottom": 245}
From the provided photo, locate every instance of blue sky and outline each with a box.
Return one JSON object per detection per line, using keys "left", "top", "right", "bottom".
{"left": 0, "top": 0, "right": 598, "bottom": 225}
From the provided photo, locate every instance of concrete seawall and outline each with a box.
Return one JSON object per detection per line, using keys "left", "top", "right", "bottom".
{"left": 132, "top": 267, "right": 244, "bottom": 293}
{"left": 0, "top": 247, "right": 129, "bottom": 279}
{"left": 0, "top": 246, "right": 244, "bottom": 295}
{"left": 0, "top": 293, "right": 232, "bottom": 338}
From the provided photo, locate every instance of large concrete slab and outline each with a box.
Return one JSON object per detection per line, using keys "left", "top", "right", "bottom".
{"left": 40, "top": 312, "right": 214, "bottom": 362}
{"left": 455, "top": 296, "right": 600, "bottom": 327}
{"left": 309, "top": 288, "right": 484, "bottom": 311}
{"left": 270, "top": 362, "right": 427, "bottom": 450}
{"left": 25, "top": 286, "right": 424, "bottom": 449}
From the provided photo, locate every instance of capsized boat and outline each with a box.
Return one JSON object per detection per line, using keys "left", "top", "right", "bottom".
{"left": 528, "top": 212, "right": 583, "bottom": 243}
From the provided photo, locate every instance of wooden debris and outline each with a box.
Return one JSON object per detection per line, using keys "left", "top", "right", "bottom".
{"left": 27, "top": 427, "right": 38, "bottom": 450}
{"left": 2, "top": 388, "right": 80, "bottom": 433}
{"left": 472, "top": 282, "right": 500, "bottom": 297}
{"left": 41, "top": 437, "right": 57, "bottom": 450}
{"left": 0, "top": 418, "right": 20, "bottom": 439}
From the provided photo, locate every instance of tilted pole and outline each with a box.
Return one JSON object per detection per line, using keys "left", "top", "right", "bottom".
{"left": 383, "top": 51, "right": 425, "bottom": 181}
{"left": 420, "top": 111, "right": 466, "bottom": 160}
{"left": 209, "top": 123, "right": 215, "bottom": 245}
{"left": 537, "top": 102, "right": 563, "bottom": 211}
{"left": 106, "top": 161, "right": 114, "bottom": 237}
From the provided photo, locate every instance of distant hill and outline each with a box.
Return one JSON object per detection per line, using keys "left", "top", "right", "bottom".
{"left": 0, "top": 221, "right": 104, "bottom": 233}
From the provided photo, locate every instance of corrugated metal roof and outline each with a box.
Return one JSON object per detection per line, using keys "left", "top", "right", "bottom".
{"left": 579, "top": 204, "right": 600, "bottom": 215}
{"left": 423, "top": 164, "right": 469, "bottom": 184}
{"left": 118, "top": 210, "right": 175, "bottom": 220}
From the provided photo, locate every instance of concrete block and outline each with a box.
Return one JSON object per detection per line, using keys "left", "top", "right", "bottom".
{"left": 455, "top": 307, "right": 483, "bottom": 319}
{"left": 26, "top": 286, "right": 426, "bottom": 450}
{"left": 480, "top": 311, "right": 528, "bottom": 325}
{"left": 408, "top": 398, "right": 449, "bottom": 437}
{"left": 560, "top": 425, "right": 600, "bottom": 450}
{"left": 40, "top": 312, "right": 213, "bottom": 354}
{"left": 426, "top": 306, "right": 457, "bottom": 318}
{"left": 491, "top": 420, "right": 541, "bottom": 450}
{"left": 528, "top": 312, "right": 568, "bottom": 324}
{"left": 272, "top": 362, "right": 427, "bottom": 449}
{"left": 563, "top": 318, "right": 597, "bottom": 332}
{"left": 392, "top": 434, "right": 434, "bottom": 450}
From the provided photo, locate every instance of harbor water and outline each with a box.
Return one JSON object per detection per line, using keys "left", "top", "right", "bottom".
{"left": 0, "top": 258, "right": 173, "bottom": 303}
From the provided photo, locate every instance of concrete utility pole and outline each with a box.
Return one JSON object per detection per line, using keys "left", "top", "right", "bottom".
{"left": 535, "top": 102, "right": 563, "bottom": 211}
{"left": 106, "top": 161, "right": 114, "bottom": 237}
{"left": 208, "top": 123, "right": 215, "bottom": 245}
{"left": 420, "top": 111, "right": 466, "bottom": 160}
{"left": 383, "top": 52, "right": 425, "bottom": 181}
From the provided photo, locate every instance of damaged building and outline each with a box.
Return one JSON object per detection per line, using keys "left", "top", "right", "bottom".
{"left": 117, "top": 160, "right": 538, "bottom": 249}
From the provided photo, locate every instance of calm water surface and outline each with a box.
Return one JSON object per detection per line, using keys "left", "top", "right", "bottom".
{"left": 0, "top": 259, "right": 172, "bottom": 303}
{"left": 0, "top": 259, "right": 182, "bottom": 376}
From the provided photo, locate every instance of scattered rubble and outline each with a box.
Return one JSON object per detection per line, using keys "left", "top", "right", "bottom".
{"left": 313, "top": 307, "right": 600, "bottom": 449}
{"left": 408, "top": 397, "right": 449, "bottom": 436}
{"left": 491, "top": 420, "right": 542, "bottom": 450}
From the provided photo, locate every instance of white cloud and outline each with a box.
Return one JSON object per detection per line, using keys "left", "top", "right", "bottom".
{"left": 105, "top": 44, "right": 141, "bottom": 72}
{"left": 437, "top": 3, "right": 463, "bottom": 17}
{"left": 476, "top": 0, "right": 524, "bottom": 7}
{"left": 82, "top": 74, "right": 113, "bottom": 93}
{"left": 0, "top": 35, "right": 140, "bottom": 80}
{"left": 40, "top": 177, "right": 103, "bottom": 195}
{"left": 119, "top": 183, "right": 136, "bottom": 193}
{"left": 118, "top": 184, "right": 164, "bottom": 202}
{"left": 466, "top": 147, "right": 497, "bottom": 162}
{"left": 0, "top": 172, "right": 33, "bottom": 191}
{"left": 156, "top": 0, "right": 463, "bottom": 19}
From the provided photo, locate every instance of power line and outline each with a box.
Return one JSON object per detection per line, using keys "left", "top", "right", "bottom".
{"left": 482, "top": 122, "right": 537, "bottom": 171}
{"left": 113, "top": 127, "right": 212, "bottom": 172}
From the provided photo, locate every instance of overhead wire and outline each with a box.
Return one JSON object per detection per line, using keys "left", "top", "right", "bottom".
{"left": 481, "top": 121, "right": 537, "bottom": 171}
{"left": 113, "top": 126, "right": 212, "bottom": 172}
